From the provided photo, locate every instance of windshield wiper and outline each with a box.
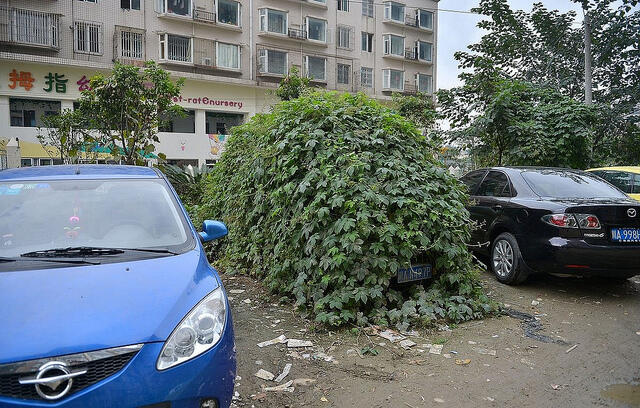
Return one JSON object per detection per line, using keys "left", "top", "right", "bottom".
{"left": 20, "top": 247, "right": 125, "bottom": 258}
{"left": 0, "top": 256, "right": 100, "bottom": 265}
{"left": 118, "top": 247, "right": 178, "bottom": 255}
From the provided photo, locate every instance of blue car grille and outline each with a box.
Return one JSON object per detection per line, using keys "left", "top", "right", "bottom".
{"left": 0, "top": 351, "right": 138, "bottom": 401}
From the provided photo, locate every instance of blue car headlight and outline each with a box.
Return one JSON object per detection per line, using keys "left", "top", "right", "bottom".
{"left": 157, "top": 287, "right": 227, "bottom": 370}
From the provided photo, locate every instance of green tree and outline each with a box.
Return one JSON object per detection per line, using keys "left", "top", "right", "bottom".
{"left": 198, "top": 91, "right": 497, "bottom": 329}
{"left": 391, "top": 92, "right": 439, "bottom": 133}
{"left": 37, "top": 109, "right": 92, "bottom": 164}
{"left": 275, "top": 66, "right": 313, "bottom": 101}
{"left": 76, "top": 61, "right": 184, "bottom": 164}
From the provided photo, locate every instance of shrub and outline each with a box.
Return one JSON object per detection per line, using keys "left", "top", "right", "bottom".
{"left": 199, "top": 92, "right": 496, "bottom": 329}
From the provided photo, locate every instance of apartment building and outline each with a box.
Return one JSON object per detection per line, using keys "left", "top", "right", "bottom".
{"left": 0, "top": 0, "right": 437, "bottom": 167}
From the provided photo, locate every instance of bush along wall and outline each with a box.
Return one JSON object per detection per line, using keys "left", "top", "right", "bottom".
{"left": 199, "top": 92, "right": 497, "bottom": 329}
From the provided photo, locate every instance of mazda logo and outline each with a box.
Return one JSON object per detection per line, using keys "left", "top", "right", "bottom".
{"left": 18, "top": 361, "right": 87, "bottom": 400}
{"left": 628, "top": 208, "right": 637, "bottom": 218}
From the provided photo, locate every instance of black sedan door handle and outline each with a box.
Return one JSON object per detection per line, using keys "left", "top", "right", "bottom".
{"left": 492, "top": 204, "right": 503, "bottom": 212}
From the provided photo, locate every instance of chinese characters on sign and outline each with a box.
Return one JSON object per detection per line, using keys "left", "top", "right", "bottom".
{"left": 7, "top": 70, "right": 92, "bottom": 93}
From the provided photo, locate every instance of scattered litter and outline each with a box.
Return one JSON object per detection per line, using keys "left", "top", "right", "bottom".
{"left": 255, "top": 360, "right": 263, "bottom": 365}
{"left": 455, "top": 359, "right": 471, "bottom": 365}
{"left": 320, "top": 396, "right": 329, "bottom": 402}
{"left": 486, "top": 397, "right": 495, "bottom": 402}
{"left": 450, "top": 350, "right": 458, "bottom": 355}
{"left": 416, "top": 348, "right": 425, "bottom": 353}
{"left": 408, "top": 359, "right": 427, "bottom": 365}
{"left": 443, "top": 353, "right": 452, "bottom": 359}
{"left": 636, "top": 331, "right": 640, "bottom": 336}
{"left": 399, "top": 339, "right": 417, "bottom": 349}
{"left": 255, "top": 369, "right": 275, "bottom": 381}
{"left": 312, "top": 352, "right": 336, "bottom": 363}
{"left": 292, "top": 378, "right": 316, "bottom": 386}
{"left": 263, "top": 380, "right": 294, "bottom": 392}
{"left": 551, "top": 384, "right": 561, "bottom": 390}
{"left": 492, "top": 335, "right": 499, "bottom": 338}
{"left": 242, "top": 299, "right": 252, "bottom": 304}
{"left": 434, "top": 398, "right": 445, "bottom": 403}
{"left": 378, "top": 329, "right": 406, "bottom": 343}
{"left": 429, "top": 344, "right": 443, "bottom": 355}
{"left": 565, "top": 344, "right": 578, "bottom": 353}
{"left": 520, "top": 358, "right": 535, "bottom": 367}
{"left": 235, "top": 375, "right": 242, "bottom": 381}
{"left": 401, "top": 330, "right": 419, "bottom": 337}
{"left": 467, "top": 341, "right": 477, "bottom": 345}
{"left": 273, "top": 319, "right": 281, "bottom": 324}
{"left": 274, "top": 363, "right": 292, "bottom": 383}
{"left": 531, "top": 300, "right": 540, "bottom": 306}
{"left": 257, "top": 334, "right": 287, "bottom": 348}
{"left": 438, "top": 325, "right": 452, "bottom": 332}
{"left": 251, "top": 392, "right": 266, "bottom": 401}
{"left": 473, "top": 347, "right": 497, "bottom": 356}
{"left": 287, "top": 339, "right": 313, "bottom": 348}
{"left": 229, "top": 289, "right": 245, "bottom": 294}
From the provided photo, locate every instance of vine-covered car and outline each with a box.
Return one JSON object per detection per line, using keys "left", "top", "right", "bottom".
{"left": 461, "top": 167, "right": 640, "bottom": 284}
{"left": 0, "top": 165, "right": 235, "bottom": 408}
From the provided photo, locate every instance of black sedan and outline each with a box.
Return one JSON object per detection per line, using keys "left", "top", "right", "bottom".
{"left": 461, "top": 167, "right": 640, "bottom": 284}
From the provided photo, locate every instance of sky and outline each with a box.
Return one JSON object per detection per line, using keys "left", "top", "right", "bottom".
{"left": 437, "top": 0, "right": 585, "bottom": 90}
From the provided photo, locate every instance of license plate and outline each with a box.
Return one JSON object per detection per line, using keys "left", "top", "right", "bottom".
{"left": 611, "top": 228, "right": 640, "bottom": 242}
{"left": 397, "top": 264, "right": 432, "bottom": 283}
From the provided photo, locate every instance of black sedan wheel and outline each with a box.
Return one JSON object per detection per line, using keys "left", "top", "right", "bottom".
{"left": 491, "top": 233, "right": 527, "bottom": 285}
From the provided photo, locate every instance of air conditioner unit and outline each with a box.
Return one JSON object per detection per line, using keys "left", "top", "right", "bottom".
{"left": 201, "top": 57, "right": 212, "bottom": 66}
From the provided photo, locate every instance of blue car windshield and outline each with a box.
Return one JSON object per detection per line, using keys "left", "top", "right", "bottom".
{"left": 521, "top": 170, "right": 628, "bottom": 199}
{"left": 0, "top": 179, "right": 192, "bottom": 258}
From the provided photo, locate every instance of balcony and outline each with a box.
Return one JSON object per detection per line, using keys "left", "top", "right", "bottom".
{"left": 288, "top": 28, "right": 307, "bottom": 40}
{"left": 193, "top": 9, "right": 216, "bottom": 24}
{"left": 0, "top": 7, "right": 60, "bottom": 50}
{"left": 404, "top": 48, "right": 432, "bottom": 64}
{"left": 405, "top": 13, "right": 418, "bottom": 27}
{"left": 402, "top": 82, "right": 418, "bottom": 95}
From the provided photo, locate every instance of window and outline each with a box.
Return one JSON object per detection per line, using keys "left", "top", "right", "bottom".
{"left": 360, "top": 67, "right": 373, "bottom": 88}
{"left": 383, "top": 69, "right": 403, "bottom": 90}
{"left": 522, "top": 171, "right": 627, "bottom": 199}
{"left": 121, "top": 0, "right": 140, "bottom": 10}
{"left": 21, "top": 158, "right": 34, "bottom": 167}
{"left": 305, "top": 56, "right": 326, "bottom": 81}
{"left": 416, "top": 73, "right": 433, "bottom": 94}
{"left": 13, "top": 9, "right": 59, "bottom": 48}
{"left": 39, "top": 158, "right": 53, "bottom": 166}
{"left": 337, "top": 26, "right": 352, "bottom": 49}
{"left": 361, "top": 32, "right": 373, "bottom": 52}
{"left": 259, "top": 9, "right": 287, "bottom": 34}
{"left": 337, "top": 64, "right": 350, "bottom": 84}
{"left": 460, "top": 170, "right": 487, "bottom": 194}
{"left": 477, "top": 171, "right": 511, "bottom": 197}
{"left": 592, "top": 170, "right": 635, "bottom": 194}
{"left": 258, "top": 49, "right": 288, "bottom": 75}
{"left": 10, "top": 98, "right": 61, "bottom": 128}
{"left": 217, "top": 42, "right": 240, "bottom": 69}
{"left": 218, "top": 0, "right": 240, "bottom": 26}
{"left": 384, "top": 1, "right": 404, "bottom": 22}
{"left": 383, "top": 34, "right": 404, "bottom": 56}
{"left": 160, "top": 0, "right": 191, "bottom": 15}
{"left": 418, "top": 9, "right": 433, "bottom": 29}
{"left": 78, "top": 0, "right": 97, "bottom": 2}
{"left": 362, "top": 0, "right": 373, "bottom": 17}
{"left": 417, "top": 40, "right": 432, "bottom": 62}
{"left": 337, "top": 0, "right": 349, "bottom": 11}
{"left": 306, "top": 17, "right": 327, "bottom": 42}
{"left": 74, "top": 21, "right": 102, "bottom": 54}
{"left": 160, "top": 34, "right": 192, "bottom": 62}
{"left": 120, "top": 30, "right": 143, "bottom": 59}
{"left": 160, "top": 110, "right": 195, "bottom": 133}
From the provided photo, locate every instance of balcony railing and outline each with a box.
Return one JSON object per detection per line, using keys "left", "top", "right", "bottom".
{"left": 405, "top": 48, "right": 418, "bottom": 60}
{"left": 193, "top": 9, "right": 216, "bottom": 24}
{"left": 402, "top": 81, "right": 418, "bottom": 95}
{"left": 193, "top": 37, "right": 215, "bottom": 68}
{"left": 288, "top": 28, "right": 307, "bottom": 40}
{"left": 405, "top": 13, "right": 418, "bottom": 27}
{"left": 0, "top": 7, "right": 60, "bottom": 49}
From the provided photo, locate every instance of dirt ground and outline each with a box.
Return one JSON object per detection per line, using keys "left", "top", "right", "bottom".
{"left": 224, "top": 271, "right": 640, "bottom": 408}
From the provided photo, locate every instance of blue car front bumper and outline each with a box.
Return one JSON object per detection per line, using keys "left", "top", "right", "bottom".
{"left": 0, "top": 321, "right": 236, "bottom": 408}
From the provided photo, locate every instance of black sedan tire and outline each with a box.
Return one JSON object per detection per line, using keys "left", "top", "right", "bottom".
{"left": 490, "top": 232, "right": 528, "bottom": 285}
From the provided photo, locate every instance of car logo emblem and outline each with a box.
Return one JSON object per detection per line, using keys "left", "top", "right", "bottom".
{"left": 628, "top": 208, "right": 637, "bottom": 218}
{"left": 18, "top": 361, "right": 87, "bottom": 400}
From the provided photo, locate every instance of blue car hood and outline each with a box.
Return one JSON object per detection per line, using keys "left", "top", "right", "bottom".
{"left": 0, "top": 249, "right": 220, "bottom": 364}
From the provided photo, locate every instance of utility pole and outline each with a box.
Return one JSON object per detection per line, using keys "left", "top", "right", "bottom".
{"left": 583, "top": 7, "right": 593, "bottom": 105}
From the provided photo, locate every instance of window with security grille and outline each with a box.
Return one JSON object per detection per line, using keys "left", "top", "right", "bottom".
{"left": 74, "top": 21, "right": 102, "bottom": 54}
{"left": 160, "top": 34, "right": 192, "bottom": 62}
{"left": 337, "top": 64, "right": 350, "bottom": 84}
{"left": 362, "top": 0, "right": 373, "bottom": 17}
{"left": 258, "top": 49, "right": 287, "bottom": 75}
{"left": 337, "top": 26, "right": 351, "bottom": 49}
{"left": 337, "top": 0, "right": 349, "bottom": 11}
{"left": 360, "top": 67, "right": 373, "bottom": 88}
{"left": 306, "top": 17, "right": 327, "bottom": 42}
{"left": 305, "top": 56, "right": 326, "bottom": 81}
{"left": 120, "top": 30, "right": 143, "bottom": 59}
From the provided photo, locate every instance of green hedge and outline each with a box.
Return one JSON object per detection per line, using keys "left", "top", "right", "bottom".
{"left": 199, "top": 92, "right": 496, "bottom": 329}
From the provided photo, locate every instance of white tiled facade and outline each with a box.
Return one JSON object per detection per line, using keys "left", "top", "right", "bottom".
{"left": 0, "top": 0, "right": 437, "bottom": 167}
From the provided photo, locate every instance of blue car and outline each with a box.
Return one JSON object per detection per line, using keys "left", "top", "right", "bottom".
{"left": 0, "top": 165, "right": 235, "bottom": 408}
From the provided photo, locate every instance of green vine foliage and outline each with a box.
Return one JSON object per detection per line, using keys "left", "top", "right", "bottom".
{"left": 198, "top": 92, "right": 497, "bottom": 329}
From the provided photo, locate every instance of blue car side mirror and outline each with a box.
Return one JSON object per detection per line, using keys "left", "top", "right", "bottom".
{"left": 199, "top": 220, "right": 228, "bottom": 242}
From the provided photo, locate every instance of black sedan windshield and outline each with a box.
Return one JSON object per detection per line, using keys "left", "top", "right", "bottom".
{"left": 521, "top": 170, "right": 628, "bottom": 199}
{"left": 0, "top": 179, "right": 192, "bottom": 258}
